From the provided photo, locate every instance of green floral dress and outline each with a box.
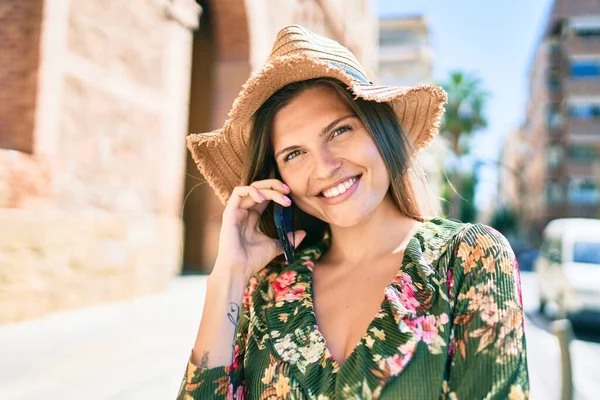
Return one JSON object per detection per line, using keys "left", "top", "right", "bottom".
{"left": 177, "top": 218, "right": 530, "bottom": 400}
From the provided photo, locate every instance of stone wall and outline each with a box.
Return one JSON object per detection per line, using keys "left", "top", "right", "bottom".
{"left": 0, "top": 211, "right": 181, "bottom": 322}
{"left": 0, "top": 0, "right": 44, "bottom": 153}
{"left": 0, "top": 0, "right": 200, "bottom": 323}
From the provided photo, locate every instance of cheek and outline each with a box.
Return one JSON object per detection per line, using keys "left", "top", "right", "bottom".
{"left": 361, "top": 141, "right": 391, "bottom": 188}
{"left": 354, "top": 137, "right": 387, "bottom": 172}
{"left": 280, "top": 166, "right": 308, "bottom": 193}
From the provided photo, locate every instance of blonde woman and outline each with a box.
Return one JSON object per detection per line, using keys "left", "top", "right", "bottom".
{"left": 178, "top": 25, "right": 529, "bottom": 400}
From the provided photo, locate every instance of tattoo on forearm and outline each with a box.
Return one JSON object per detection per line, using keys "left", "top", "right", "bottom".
{"left": 199, "top": 350, "right": 209, "bottom": 370}
{"left": 227, "top": 302, "right": 241, "bottom": 364}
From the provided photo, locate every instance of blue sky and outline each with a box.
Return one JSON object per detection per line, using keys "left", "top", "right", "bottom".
{"left": 377, "top": 0, "right": 555, "bottom": 212}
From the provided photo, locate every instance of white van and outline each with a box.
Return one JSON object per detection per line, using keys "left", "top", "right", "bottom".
{"left": 536, "top": 218, "right": 600, "bottom": 317}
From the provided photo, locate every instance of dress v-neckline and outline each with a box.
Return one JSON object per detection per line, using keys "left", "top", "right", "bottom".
{"left": 306, "top": 220, "right": 428, "bottom": 368}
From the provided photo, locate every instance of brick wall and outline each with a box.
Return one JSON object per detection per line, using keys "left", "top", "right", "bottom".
{"left": 0, "top": 0, "right": 44, "bottom": 153}
{"left": 0, "top": 0, "right": 200, "bottom": 322}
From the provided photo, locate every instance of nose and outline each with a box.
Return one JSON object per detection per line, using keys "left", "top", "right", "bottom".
{"left": 312, "top": 148, "right": 342, "bottom": 180}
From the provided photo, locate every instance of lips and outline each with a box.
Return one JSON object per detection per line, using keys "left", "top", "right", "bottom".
{"left": 319, "top": 174, "right": 362, "bottom": 198}
{"left": 317, "top": 174, "right": 362, "bottom": 205}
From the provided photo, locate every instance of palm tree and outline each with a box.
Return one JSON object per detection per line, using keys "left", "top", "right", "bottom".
{"left": 439, "top": 71, "right": 489, "bottom": 220}
{"left": 441, "top": 71, "right": 489, "bottom": 157}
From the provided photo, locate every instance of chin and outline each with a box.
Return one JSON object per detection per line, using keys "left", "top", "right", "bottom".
{"left": 323, "top": 203, "right": 373, "bottom": 228}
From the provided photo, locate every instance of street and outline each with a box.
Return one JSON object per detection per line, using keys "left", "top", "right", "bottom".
{"left": 521, "top": 272, "right": 600, "bottom": 400}
{"left": 0, "top": 273, "right": 599, "bottom": 399}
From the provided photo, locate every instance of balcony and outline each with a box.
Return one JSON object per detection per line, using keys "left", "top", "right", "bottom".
{"left": 548, "top": 125, "right": 564, "bottom": 142}
{"left": 563, "top": 77, "right": 600, "bottom": 97}
{"left": 563, "top": 35, "right": 600, "bottom": 57}
{"left": 566, "top": 162, "right": 597, "bottom": 177}
{"left": 546, "top": 164, "right": 564, "bottom": 180}
{"left": 548, "top": 87, "right": 563, "bottom": 105}
{"left": 566, "top": 118, "right": 600, "bottom": 143}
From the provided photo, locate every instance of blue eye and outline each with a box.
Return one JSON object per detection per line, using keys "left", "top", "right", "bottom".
{"left": 284, "top": 150, "right": 302, "bottom": 162}
{"left": 332, "top": 125, "right": 351, "bottom": 138}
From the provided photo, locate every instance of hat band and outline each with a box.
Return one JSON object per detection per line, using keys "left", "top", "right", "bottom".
{"left": 328, "top": 61, "right": 371, "bottom": 84}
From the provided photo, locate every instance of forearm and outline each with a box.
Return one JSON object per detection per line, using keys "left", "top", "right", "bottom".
{"left": 191, "top": 265, "right": 248, "bottom": 369}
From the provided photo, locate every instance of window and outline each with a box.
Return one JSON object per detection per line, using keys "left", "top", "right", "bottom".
{"left": 568, "top": 178, "right": 600, "bottom": 204}
{"left": 570, "top": 60, "right": 600, "bottom": 78}
{"left": 546, "top": 180, "right": 563, "bottom": 203}
{"left": 379, "top": 30, "right": 422, "bottom": 47}
{"left": 573, "top": 242, "right": 600, "bottom": 264}
{"left": 547, "top": 106, "right": 563, "bottom": 129}
{"left": 546, "top": 145, "right": 563, "bottom": 168}
{"left": 569, "top": 104, "right": 600, "bottom": 119}
{"left": 549, "top": 42, "right": 560, "bottom": 58}
{"left": 575, "top": 27, "right": 600, "bottom": 37}
{"left": 547, "top": 67, "right": 561, "bottom": 91}
{"left": 568, "top": 146, "right": 599, "bottom": 163}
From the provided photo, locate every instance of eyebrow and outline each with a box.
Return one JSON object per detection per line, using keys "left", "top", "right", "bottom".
{"left": 274, "top": 115, "right": 355, "bottom": 159}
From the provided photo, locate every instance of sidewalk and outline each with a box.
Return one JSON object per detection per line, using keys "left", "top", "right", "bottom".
{"left": 0, "top": 275, "right": 561, "bottom": 400}
{"left": 0, "top": 277, "right": 207, "bottom": 400}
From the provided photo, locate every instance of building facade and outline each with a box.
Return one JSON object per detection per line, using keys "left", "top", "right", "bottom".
{"left": 379, "top": 15, "right": 433, "bottom": 87}
{"left": 378, "top": 15, "right": 446, "bottom": 216}
{"left": 0, "top": 0, "right": 378, "bottom": 322}
{"left": 498, "top": 127, "right": 527, "bottom": 214}
{"left": 518, "top": 0, "right": 600, "bottom": 240}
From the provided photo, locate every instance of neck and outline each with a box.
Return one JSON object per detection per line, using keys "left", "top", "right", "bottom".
{"left": 323, "top": 193, "right": 422, "bottom": 265}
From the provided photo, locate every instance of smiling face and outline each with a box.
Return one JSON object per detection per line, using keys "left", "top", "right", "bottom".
{"left": 271, "top": 85, "right": 392, "bottom": 227}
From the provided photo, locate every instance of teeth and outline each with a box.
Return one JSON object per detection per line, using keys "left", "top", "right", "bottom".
{"left": 322, "top": 176, "right": 358, "bottom": 198}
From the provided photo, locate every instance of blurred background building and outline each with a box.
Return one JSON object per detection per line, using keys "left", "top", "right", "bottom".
{"left": 378, "top": 15, "right": 447, "bottom": 215}
{"left": 500, "top": 0, "right": 600, "bottom": 242}
{"left": 0, "top": 0, "right": 378, "bottom": 323}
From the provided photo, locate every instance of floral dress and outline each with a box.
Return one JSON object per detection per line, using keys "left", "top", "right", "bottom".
{"left": 177, "top": 218, "right": 530, "bottom": 399}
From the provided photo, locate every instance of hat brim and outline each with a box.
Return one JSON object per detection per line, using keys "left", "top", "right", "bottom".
{"left": 187, "top": 54, "right": 447, "bottom": 205}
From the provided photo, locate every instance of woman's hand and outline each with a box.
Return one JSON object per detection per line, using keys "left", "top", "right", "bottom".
{"left": 214, "top": 179, "right": 306, "bottom": 281}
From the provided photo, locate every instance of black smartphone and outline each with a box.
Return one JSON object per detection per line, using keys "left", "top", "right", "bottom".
{"left": 274, "top": 201, "right": 295, "bottom": 264}
{"left": 272, "top": 167, "right": 295, "bottom": 264}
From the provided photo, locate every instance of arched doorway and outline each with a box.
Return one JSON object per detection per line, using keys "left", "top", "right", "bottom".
{"left": 182, "top": 0, "right": 251, "bottom": 273}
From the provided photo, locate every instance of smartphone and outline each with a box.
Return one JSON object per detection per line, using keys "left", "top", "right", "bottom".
{"left": 274, "top": 201, "right": 295, "bottom": 264}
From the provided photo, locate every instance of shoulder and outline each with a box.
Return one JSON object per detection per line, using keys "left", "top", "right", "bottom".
{"left": 422, "top": 218, "right": 513, "bottom": 257}
{"left": 418, "top": 218, "right": 516, "bottom": 274}
{"left": 448, "top": 222, "right": 519, "bottom": 289}
{"left": 453, "top": 223, "right": 516, "bottom": 264}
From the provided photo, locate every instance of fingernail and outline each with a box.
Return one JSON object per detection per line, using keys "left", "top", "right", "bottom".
{"left": 259, "top": 194, "right": 265, "bottom": 201}
{"left": 283, "top": 196, "right": 291, "bottom": 203}
{"left": 283, "top": 184, "right": 290, "bottom": 191}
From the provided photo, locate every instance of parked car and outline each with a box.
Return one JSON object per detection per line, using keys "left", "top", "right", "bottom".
{"left": 536, "top": 218, "right": 600, "bottom": 318}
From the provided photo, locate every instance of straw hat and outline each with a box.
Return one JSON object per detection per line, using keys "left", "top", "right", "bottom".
{"left": 187, "top": 25, "right": 447, "bottom": 205}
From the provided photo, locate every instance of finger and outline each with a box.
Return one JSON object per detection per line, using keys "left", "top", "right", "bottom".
{"left": 239, "top": 186, "right": 272, "bottom": 210}
{"left": 251, "top": 179, "right": 290, "bottom": 194}
{"left": 253, "top": 196, "right": 270, "bottom": 215}
{"left": 242, "top": 188, "right": 291, "bottom": 212}
{"left": 227, "top": 186, "right": 265, "bottom": 211}
{"left": 228, "top": 186, "right": 291, "bottom": 212}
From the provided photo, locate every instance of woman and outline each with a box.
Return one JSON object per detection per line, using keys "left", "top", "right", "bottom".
{"left": 179, "top": 25, "right": 529, "bottom": 400}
